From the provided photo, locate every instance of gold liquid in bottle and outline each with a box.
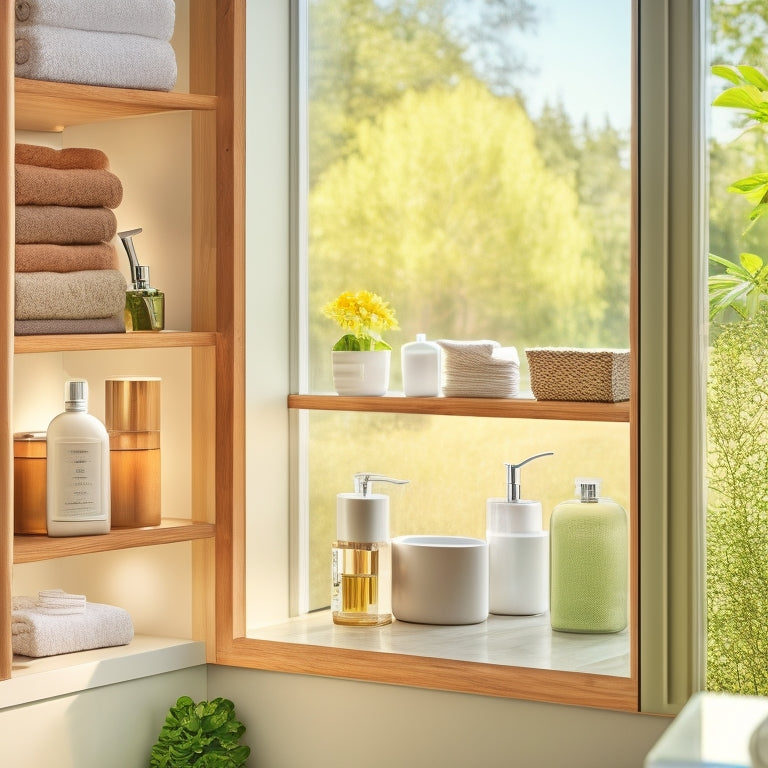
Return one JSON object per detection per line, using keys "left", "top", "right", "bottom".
{"left": 332, "top": 542, "right": 391, "bottom": 626}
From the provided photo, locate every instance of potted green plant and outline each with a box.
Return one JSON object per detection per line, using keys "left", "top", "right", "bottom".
{"left": 149, "top": 696, "right": 251, "bottom": 767}
{"left": 321, "top": 289, "right": 399, "bottom": 395}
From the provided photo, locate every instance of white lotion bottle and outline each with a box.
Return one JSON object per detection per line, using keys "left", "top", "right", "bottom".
{"left": 46, "top": 379, "right": 111, "bottom": 536}
{"left": 486, "top": 451, "right": 553, "bottom": 615}
{"left": 401, "top": 333, "right": 442, "bottom": 396}
{"left": 332, "top": 472, "right": 408, "bottom": 626}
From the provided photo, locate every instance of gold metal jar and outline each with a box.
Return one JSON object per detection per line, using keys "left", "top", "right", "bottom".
{"left": 105, "top": 376, "right": 161, "bottom": 528}
{"left": 13, "top": 431, "right": 47, "bottom": 534}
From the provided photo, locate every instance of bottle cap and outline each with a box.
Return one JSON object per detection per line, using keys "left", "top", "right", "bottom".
{"left": 336, "top": 493, "right": 390, "bottom": 542}
{"left": 575, "top": 477, "right": 601, "bottom": 502}
{"left": 105, "top": 377, "right": 161, "bottom": 432}
{"left": 65, "top": 379, "right": 88, "bottom": 410}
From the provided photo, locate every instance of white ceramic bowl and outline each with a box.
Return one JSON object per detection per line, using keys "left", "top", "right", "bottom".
{"left": 391, "top": 535, "right": 489, "bottom": 625}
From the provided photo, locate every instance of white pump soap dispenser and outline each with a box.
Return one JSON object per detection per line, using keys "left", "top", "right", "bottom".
{"left": 486, "top": 451, "right": 553, "bottom": 615}
{"left": 332, "top": 472, "right": 408, "bottom": 626}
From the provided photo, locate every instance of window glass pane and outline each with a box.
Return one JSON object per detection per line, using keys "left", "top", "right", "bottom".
{"left": 706, "top": 2, "right": 768, "bottom": 695}
{"left": 304, "top": 0, "right": 633, "bottom": 633}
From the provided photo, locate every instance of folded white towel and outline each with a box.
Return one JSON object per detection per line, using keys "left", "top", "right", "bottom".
{"left": 12, "top": 600, "right": 134, "bottom": 657}
{"left": 37, "top": 589, "right": 87, "bottom": 614}
{"left": 15, "top": 25, "right": 178, "bottom": 92}
{"left": 438, "top": 339, "right": 521, "bottom": 398}
{"left": 15, "top": 0, "right": 175, "bottom": 41}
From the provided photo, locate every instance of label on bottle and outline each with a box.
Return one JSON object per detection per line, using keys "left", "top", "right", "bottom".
{"left": 49, "top": 439, "right": 106, "bottom": 521}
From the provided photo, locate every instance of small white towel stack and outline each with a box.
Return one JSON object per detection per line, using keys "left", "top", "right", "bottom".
{"left": 437, "top": 339, "right": 521, "bottom": 398}
{"left": 12, "top": 590, "right": 134, "bottom": 658}
{"left": 14, "top": 0, "right": 177, "bottom": 91}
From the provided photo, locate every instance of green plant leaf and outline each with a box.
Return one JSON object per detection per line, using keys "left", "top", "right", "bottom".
{"left": 740, "top": 252, "right": 764, "bottom": 275}
{"left": 711, "top": 64, "right": 743, "bottom": 85}
{"left": 738, "top": 64, "right": 768, "bottom": 90}
{"left": 713, "top": 85, "right": 764, "bottom": 111}
{"left": 332, "top": 334, "right": 363, "bottom": 351}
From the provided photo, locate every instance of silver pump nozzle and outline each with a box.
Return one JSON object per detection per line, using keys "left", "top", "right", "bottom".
{"left": 118, "top": 227, "right": 143, "bottom": 285}
{"left": 354, "top": 472, "right": 409, "bottom": 496}
{"left": 504, "top": 451, "right": 554, "bottom": 502}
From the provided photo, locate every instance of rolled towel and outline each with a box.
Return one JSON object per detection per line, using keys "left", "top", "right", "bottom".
{"left": 15, "top": 269, "right": 127, "bottom": 320}
{"left": 12, "top": 600, "right": 134, "bottom": 657}
{"left": 15, "top": 143, "right": 110, "bottom": 171}
{"left": 15, "top": 25, "right": 178, "bottom": 91}
{"left": 16, "top": 205, "right": 117, "bottom": 244}
{"left": 16, "top": 165, "right": 123, "bottom": 208}
{"left": 16, "top": 243, "right": 118, "bottom": 273}
{"left": 15, "top": 0, "right": 175, "bottom": 41}
{"left": 15, "top": 314, "right": 126, "bottom": 336}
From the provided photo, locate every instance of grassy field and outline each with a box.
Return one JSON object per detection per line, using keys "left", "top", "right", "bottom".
{"left": 307, "top": 411, "right": 630, "bottom": 609}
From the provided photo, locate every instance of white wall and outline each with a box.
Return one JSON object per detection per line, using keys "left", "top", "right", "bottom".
{"left": 0, "top": 666, "right": 206, "bottom": 768}
{"left": 208, "top": 665, "right": 671, "bottom": 768}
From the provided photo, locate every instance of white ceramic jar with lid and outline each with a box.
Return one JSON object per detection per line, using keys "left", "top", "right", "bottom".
{"left": 401, "top": 333, "right": 442, "bottom": 396}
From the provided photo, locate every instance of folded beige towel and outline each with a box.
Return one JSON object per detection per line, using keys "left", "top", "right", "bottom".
{"left": 16, "top": 164, "right": 123, "bottom": 208}
{"left": 15, "top": 269, "right": 127, "bottom": 320}
{"left": 15, "top": 314, "right": 125, "bottom": 335}
{"left": 16, "top": 242, "right": 118, "bottom": 273}
{"left": 15, "top": 143, "right": 110, "bottom": 171}
{"left": 15, "top": 0, "right": 175, "bottom": 41}
{"left": 12, "top": 599, "right": 134, "bottom": 657}
{"left": 16, "top": 205, "right": 117, "bottom": 244}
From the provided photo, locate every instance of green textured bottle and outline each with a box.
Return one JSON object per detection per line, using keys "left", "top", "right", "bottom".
{"left": 549, "top": 478, "right": 628, "bottom": 633}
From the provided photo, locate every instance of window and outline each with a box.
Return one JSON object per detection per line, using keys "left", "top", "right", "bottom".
{"left": 237, "top": 0, "right": 706, "bottom": 715}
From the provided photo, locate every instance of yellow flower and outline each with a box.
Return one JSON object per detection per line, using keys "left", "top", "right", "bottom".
{"left": 322, "top": 290, "right": 399, "bottom": 351}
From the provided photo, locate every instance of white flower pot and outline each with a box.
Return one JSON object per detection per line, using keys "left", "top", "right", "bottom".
{"left": 331, "top": 350, "right": 391, "bottom": 396}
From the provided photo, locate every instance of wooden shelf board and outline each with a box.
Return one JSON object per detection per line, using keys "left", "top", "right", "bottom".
{"left": 13, "top": 518, "right": 216, "bottom": 563}
{"left": 14, "top": 330, "right": 218, "bottom": 354}
{"left": 288, "top": 393, "right": 630, "bottom": 422}
{"left": 15, "top": 78, "right": 217, "bottom": 132}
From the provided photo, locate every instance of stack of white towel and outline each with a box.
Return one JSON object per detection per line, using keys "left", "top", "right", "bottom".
{"left": 14, "top": 0, "right": 177, "bottom": 91}
{"left": 12, "top": 589, "right": 134, "bottom": 658}
{"left": 437, "top": 339, "right": 521, "bottom": 398}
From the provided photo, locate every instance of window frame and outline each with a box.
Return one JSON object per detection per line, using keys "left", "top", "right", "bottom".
{"left": 220, "top": 0, "right": 707, "bottom": 716}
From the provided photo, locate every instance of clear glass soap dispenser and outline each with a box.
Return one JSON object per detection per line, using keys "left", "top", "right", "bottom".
{"left": 332, "top": 472, "right": 408, "bottom": 626}
{"left": 119, "top": 228, "right": 165, "bottom": 331}
{"left": 550, "top": 477, "right": 628, "bottom": 633}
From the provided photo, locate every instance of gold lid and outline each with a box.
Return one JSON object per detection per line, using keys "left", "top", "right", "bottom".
{"left": 14, "top": 431, "right": 46, "bottom": 458}
{"left": 105, "top": 376, "right": 161, "bottom": 432}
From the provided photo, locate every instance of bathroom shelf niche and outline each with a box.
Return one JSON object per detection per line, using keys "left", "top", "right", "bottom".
{"left": 14, "top": 330, "right": 218, "bottom": 354}
{"left": 1, "top": 0, "right": 241, "bottom": 685}
{"left": 13, "top": 519, "right": 216, "bottom": 564}
{"left": 15, "top": 77, "right": 217, "bottom": 133}
{"left": 288, "top": 393, "right": 631, "bottom": 423}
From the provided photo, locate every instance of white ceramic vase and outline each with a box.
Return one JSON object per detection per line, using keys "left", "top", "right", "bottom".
{"left": 331, "top": 349, "right": 391, "bottom": 396}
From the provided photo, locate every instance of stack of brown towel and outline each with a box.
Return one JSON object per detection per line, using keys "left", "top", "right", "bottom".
{"left": 14, "top": 143, "right": 128, "bottom": 335}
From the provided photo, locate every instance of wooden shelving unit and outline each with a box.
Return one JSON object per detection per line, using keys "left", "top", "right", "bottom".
{"left": 0, "top": 1, "right": 244, "bottom": 685}
{"left": 13, "top": 519, "right": 216, "bottom": 564}
{"left": 288, "top": 393, "right": 630, "bottom": 422}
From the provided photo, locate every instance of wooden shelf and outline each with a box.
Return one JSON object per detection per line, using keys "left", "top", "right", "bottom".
{"left": 13, "top": 518, "right": 216, "bottom": 563}
{"left": 288, "top": 393, "right": 630, "bottom": 422}
{"left": 14, "top": 330, "right": 218, "bottom": 354}
{"left": 15, "top": 78, "right": 217, "bottom": 132}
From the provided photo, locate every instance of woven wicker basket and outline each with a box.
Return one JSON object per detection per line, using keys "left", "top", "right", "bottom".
{"left": 525, "top": 348, "right": 630, "bottom": 402}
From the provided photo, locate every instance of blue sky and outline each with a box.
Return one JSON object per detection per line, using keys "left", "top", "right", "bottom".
{"left": 509, "top": 0, "right": 632, "bottom": 130}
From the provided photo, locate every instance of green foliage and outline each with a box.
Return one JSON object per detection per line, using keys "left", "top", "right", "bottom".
{"left": 149, "top": 696, "right": 250, "bottom": 768}
{"left": 712, "top": 65, "right": 768, "bottom": 229}
{"left": 706, "top": 309, "right": 768, "bottom": 694}
{"left": 332, "top": 333, "right": 391, "bottom": 351}
{"left": 708, "top": 251, "right": 768, "bottom": 320}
